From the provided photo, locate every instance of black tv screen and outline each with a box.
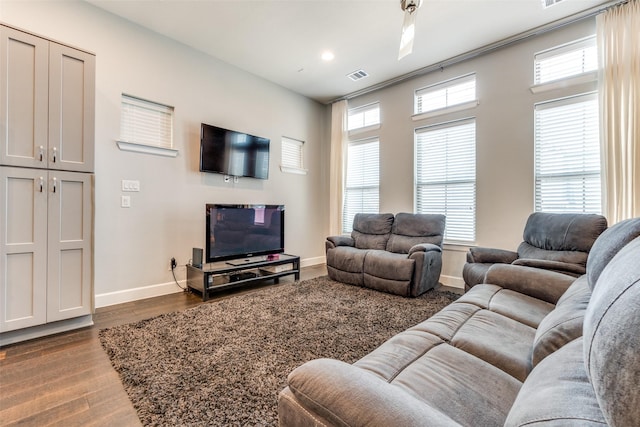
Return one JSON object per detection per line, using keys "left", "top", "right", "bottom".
{"left": 205, "top": 204, "right": 285, "bottom": 263}
{"left": 200, "top": 123, "right": 270, "bottom": 179}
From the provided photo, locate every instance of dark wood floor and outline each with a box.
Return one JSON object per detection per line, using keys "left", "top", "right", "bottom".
{"left": 0, "top": 265, "right": 327, "bottom": 426}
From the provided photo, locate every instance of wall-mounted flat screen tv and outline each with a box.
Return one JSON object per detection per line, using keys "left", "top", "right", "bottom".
{"left": 205, "top": 204, "right": 285, "bottom": 263}
{"left": 200, "top": 123, "right": 270, "bottom": 179}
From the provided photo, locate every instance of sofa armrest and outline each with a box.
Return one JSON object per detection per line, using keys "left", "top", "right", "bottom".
{"left": 408, "top": 242, "right": 442, "bottom": 256}
{"left": 326, "top": 235, "right": 354, "bottom": 249}
{"left": 283, "top": 358, "right": 458, "bottom": 427}
{"left": 467, "top": 247, "right": 519, "bottom": 264}
{"left": 484, "top": 264, "right": 576, "bottom": 304}
{"left": 512, "top": 258, "right": 585, "bottom": 277}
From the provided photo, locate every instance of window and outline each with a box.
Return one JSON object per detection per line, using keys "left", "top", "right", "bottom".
{"left": 534, "top": 93, "right": 601, "bottom": 214}
{"left": 415, "top": 119, "right": 476, "bottom": 242}
{"left": 347, "top": 103, "right": 380, "bottom": 132}
{"left": 280, "top": 137, "right": 307, "bottom": 175}
{"left": 118, "top": 94, "right": 177, "bottom": 157}
{"left": 343, "top": 139, "right": 379, "bottom": 233}
{"left": 415, "top": 74, "right": 476, "bottom": 115}
{"left": 534, "top": 36, "right": 597, "bottom": 85}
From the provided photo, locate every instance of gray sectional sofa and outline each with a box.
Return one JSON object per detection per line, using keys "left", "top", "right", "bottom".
{"left": 279, "top": 217, "right": 640, "bottom": 426}
{"left": 326, "top": 213, "right": 446, "bottom": 297}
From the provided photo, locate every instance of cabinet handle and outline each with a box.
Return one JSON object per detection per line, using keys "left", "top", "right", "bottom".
{"left": 39, "top": 146, "right": 44, "bottom": 162}
{"left": 51, "top": 147, "right": 57, "bottom": 163}
{"left": 52, "top": 177, "right": 57, "bottom": 193}
{"left": 39, "top": 176, "right": 44, "bottom": 193}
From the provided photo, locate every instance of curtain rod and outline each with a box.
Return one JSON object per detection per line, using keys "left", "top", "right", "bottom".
{"left": 328, "top": 0, "right": 627, "bottom": 105}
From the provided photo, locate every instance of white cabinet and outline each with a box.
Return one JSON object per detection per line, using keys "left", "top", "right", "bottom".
{"left": 0, "top": 25, "right": 94, "bottom": 344}
{"left": 0, "top": 25, "right": 95, "bottom": 173}
{"left": 0, "top": 167, "right": 93, "bottom": 332}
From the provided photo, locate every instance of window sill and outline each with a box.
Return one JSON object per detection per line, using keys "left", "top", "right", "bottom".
{"left": 280, "top": 166, "right": 308, "bottom": 175}
{"left": 116, "top": 140, "right": 179, "bottom": 158}
{"left": 412, "top": 100, "right": 479, "bottom": 121}
{"left": 348, "top": 124, "right": 380, "bottom": 137}
{"left": 530, "top": 71, "right": 597, "bottom": 94}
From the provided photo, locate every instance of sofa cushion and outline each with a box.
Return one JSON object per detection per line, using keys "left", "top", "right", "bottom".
{"left": 363, "top": 250, "right": 414, "bottom": 280}
{"left": 505, "top": 338, "right": 606, "bottom": 427}
{"left": 586, "top": 217, "right": 640, "bottom": 289}
{"left": 450, "top": 310, "right": 536, "bottom": 381}
{"left": 326, "top": 246, "right": 366, "bottom": 285}
{"left": 583, "top": 236, "right": 640, "bottom": 426}
{"left": 531, "top": 275, "right": 591, "bottom": 367}
{"left": 356, "top": 332, "right": 522, "bottom": 427}
{"left": 386, "top": 213, "right": 445, "bottom": 254}
{"left": 521, "top": 212, "right": 607, "bottom": 253}
{"left": 457, "top": 284, "right": 555, "bottom": 328}
{"left": 516, "top": 242, "right": 588, "bottom": 266}
{"left": 351, "top": 213, "right": 394, "bottom": 250}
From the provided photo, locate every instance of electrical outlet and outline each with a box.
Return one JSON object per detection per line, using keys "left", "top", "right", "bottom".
{"left": 170, "top": 257, "right": 177, "bottom": 270}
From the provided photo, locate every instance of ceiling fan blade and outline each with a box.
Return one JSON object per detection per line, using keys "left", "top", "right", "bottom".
{"left": 398, "top": 9, "right": 417, "bottom": 60}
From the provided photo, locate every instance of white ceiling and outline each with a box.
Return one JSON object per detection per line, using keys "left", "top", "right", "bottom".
{"left": 86, "top": 0, "right": 613, "bottom": 103}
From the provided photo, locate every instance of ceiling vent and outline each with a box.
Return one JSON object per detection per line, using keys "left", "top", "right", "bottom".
{"left": 347, "top": 70, "right": 369, "bottom": 81}
{"left": 542, "top": 0, "right": 564, "bottom": 8}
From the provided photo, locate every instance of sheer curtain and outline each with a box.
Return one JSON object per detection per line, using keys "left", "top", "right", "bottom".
{"left": 597, "top": 0, "right": 640, "bottom": 223}
{"left": 329, "top": 100, "right": 348, "bottom": 235}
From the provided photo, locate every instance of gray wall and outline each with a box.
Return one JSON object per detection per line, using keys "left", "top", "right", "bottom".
{"left": 1, "top": 1, "right": 330, "bottom": 306}
{"left": 345, "top": 18, "right": 598, "bottom": 287}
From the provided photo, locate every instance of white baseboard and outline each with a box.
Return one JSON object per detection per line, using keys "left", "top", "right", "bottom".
{"left": 95, "top": 281, "right": 184, "bottom": 308}
{"left": 0, "top": 315, "right": 94, "bottom": 346}
{"left": 95, "top": 256, "right": 327, "bottom": 308}
{"left": 440, "top": 274, "right": 465, "bottom": 289}
{"left": 301, "top": 256, "right": 326, "bottom": 268}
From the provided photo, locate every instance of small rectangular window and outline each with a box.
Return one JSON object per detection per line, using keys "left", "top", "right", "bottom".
{"left": 343, "top": 138, "right": 379, "bottom": 233}
{"left": 347, "top": 103, "right": 380, "bottom": 131}
{"left": 534, "top": 37, "right": 597, "bottom": 85}
{"left": 280, "top": 137, "right": 307, "bottom": 175}
{"left": 120, "top": 94, "right": 174, "bottom": 149}
{"left": 415, "top": 74, "right": 476, "bottom": 115}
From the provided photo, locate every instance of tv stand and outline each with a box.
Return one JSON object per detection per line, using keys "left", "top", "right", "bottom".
{"left": 186, "top": 254, "right": 300, "bottom": 301}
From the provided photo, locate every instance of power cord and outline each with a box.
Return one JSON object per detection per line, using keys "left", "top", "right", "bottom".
{"left": 170, "top": 257, "right": 187, "bottom": 291}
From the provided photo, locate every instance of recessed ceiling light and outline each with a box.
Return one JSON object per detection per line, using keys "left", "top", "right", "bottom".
{"left": 321, "top": 51, "right": 335, "bottom": 61}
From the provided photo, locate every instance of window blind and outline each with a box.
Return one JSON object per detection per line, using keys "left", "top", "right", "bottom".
{"left": 120, "top": 94, "right": 174, "bottom": 149}
{"left": 343, "top": 139, "right": 379, "bottom": 233}
{"left": 281, "top": 137, "right": 306, "bottom": 173}
{"left": 534, "top": 37, "right": 597, "bottom": 84}
{"left": 534, "top": 93, "right": 601, "bottom": 214}
{"left": 415, "top": 74, "right": 476, "bottom": 114}
{"left": 415, "top": 119, "right": 476, "bottom": 242}
{"left": 347, "top": 103, "right": 380, "bottom": 131}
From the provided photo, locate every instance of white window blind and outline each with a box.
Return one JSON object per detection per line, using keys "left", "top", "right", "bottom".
{"left": 415, "top": 119, "right": 476, "bottom": 242}
{"left": 343, "top": 139, "right": 380, "bottom": 233}
{"left": 534, "top": 37, "right": 597, "bottom": 84}
{"left": 347, "top": 103, "right": 380, "bottom": 131}
{"left": 415, "top": 74, "right": 476, "bottom": 115}
{"left": 534, "top": 93, "right": 601, "bottom": 214}
{"left": 120, "top": 94, "right": 174, "bottom": 149}
{"left": 280, "top": 137, "right": 307, "bottom": 174}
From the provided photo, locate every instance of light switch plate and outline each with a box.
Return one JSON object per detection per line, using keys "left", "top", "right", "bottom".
{"left": 122, "top": 180, "right": 140, "bottom": 192}
{"left": 121, "top": 195, "right": 131, "bottom": 208}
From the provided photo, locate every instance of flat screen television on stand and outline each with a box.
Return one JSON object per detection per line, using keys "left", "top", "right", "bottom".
{"left": 199, "top": 123, "right": 270, "bottom": 179}
{"left": 205, "top": 204, "right": 285, "bottom": 265}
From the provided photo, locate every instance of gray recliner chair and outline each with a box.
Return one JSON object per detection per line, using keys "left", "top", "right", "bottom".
{"left": 326, "top": 212, "right": 446, "bottom": 297}
{"left": 463, "top": 212, "right": 607, "bottom": 291}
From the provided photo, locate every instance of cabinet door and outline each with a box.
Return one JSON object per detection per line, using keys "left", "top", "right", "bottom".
{"left": 0, "top": 167, "right": 48, "bottom": 332}
{"left": 49, "top": 44, "right": 95, "bottom": 173}
{"left": 0, "top": 26, "right": 49, "bottom": 169}
{"left": 46, "top": 171, "right": 93, "bottom": 322}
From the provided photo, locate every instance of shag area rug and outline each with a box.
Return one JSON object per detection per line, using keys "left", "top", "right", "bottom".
{"left": 99, "top": 277, "right": 459, "bottom": 426}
